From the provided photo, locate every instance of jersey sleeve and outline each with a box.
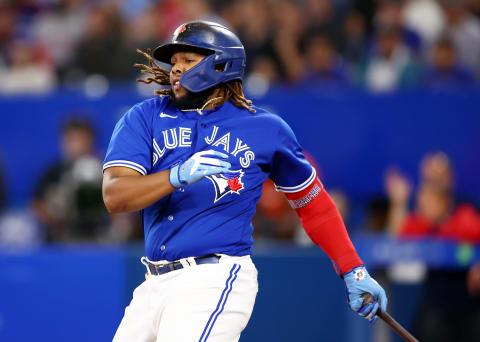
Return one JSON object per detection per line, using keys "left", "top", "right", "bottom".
{"left": 103, "top": 104, "right": 152, "bottom": 175}
{"left": 269, "top": 117, "right": 315, "bottom": 192}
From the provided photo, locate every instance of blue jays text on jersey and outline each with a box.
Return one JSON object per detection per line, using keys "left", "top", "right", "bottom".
{"left": 103, "top": 96, "right": 315, "bottom": 261}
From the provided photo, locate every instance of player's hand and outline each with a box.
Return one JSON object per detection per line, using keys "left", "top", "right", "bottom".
{"left": 343, "top": 266, "right": 387, "bottom": 323}
{"left": 169, "top": 150, "right": 231, "bottom": 188}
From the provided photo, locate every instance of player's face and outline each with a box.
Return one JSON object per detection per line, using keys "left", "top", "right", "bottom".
{"left": 170, "top": 51, "right": 206, "bottom": 99}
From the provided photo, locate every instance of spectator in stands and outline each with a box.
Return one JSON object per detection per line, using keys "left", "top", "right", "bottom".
{"left": 386, "top": 152, "right": 480, "bottom": 242}
{"left": 302, "top": 33, "right": 349, "bottom": 86}
{"left": 304, "top": 0, "right": 342, "bottom": 48}
{"left": 385, "top": 152, "right": 480, "bottom": 342}
{"left": 384, "top": 168, "right": 412, "bottom": 235}
{"left": 253, "top": 151, "right": 329, "bottom": 246}
{"left": 0, "top": 1, "right": 15, "bottom": 67}
{"left": 32, "top": 0, "right": 87, "bottom": 80}
{"left": 32, "top": 118, "right": 108, "bottom": 242}
{"left": 272, "top": 0, "right": 307, "bottom": 82}
{"left": 467, "top": 0, "right": 480, "bottom": 18}
{"left": 420, "top": 150, "right": 453, "bottom": 188}
{"left": 154, "top": 0, "right": 225, "bottom": 41}
{"left": 233, "top": 0, "right": 278, "bottom": 77}
{"left": 0, "top": 151, "right": 44, "bottom": 246}
{"left": 402, "top": 0, "right": 447, "bottom": 49}
{"left": 123, "top": 2, "right": 162, "bottom": 54}
{"left": 365, "top": 195, "right": 391, "bottom": 233}
{"left": 373, "top": 0, "right": 422, "bottom": 52}
{"left": 176, "top": 0, "right": 225, "bottom": 26}
{"left": 442, "top": 0, "right": 480, "bottom": 77}
{"left": 341, "top": 10, "right": 367, "bottom": 66}
{"left": 244, "top": 55, "right": 279, "bottom": 98}
{"left": 423, "top": 36, "right": 476, "bottom": 88}
{"left": 253, "top": 183, "right": 351, "bottom": 246}
{"left": 0, "top": 39, "right": 56, "bottom": 94}
{"left": 71, "top": 3, "right": 134, "bottom": 81}
{"left": 250, "top": 56, "right": 280, "bottom": 83}
{"left": 252, "top": 179, "right": 301, "bottom": 241}
{"left": 401, "top": 182, "right": 474, "bottom": 239}
{"left": 356, "top": 25, "right": 420, "bottom": 92}
{"left": 468, "top": 261, "right": 480, "bottom": 296}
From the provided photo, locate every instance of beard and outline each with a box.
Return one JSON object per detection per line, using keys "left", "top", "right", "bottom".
{"left": 170, "top": 87, "right": 215, "bottom": 111}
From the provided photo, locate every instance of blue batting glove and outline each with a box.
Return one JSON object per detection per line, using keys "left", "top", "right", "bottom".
{"left": 169, "top": 150, "right": 231, "bottom": 188}
{"left": 343, "top": 266, "right": 387, "bottom": 323}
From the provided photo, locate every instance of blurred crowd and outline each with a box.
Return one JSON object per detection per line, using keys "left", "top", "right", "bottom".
{"left": 0, "top": 0, "right": 480, "bottom": 95}
{"left": 254, "top": 151, "right": 480, "bottom": 245}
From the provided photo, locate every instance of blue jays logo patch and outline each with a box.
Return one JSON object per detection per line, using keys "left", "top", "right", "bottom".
{"left": 206, "top": 170, "right": 245, "bottom": 203}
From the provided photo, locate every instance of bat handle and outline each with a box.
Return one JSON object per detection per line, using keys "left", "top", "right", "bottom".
{"left": 362, "top": 293, "right": 419, "bottom": 342}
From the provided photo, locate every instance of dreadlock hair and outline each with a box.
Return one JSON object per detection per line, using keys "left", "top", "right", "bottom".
{"left": 134, "top": 49, "right": 256, "bottom": 113}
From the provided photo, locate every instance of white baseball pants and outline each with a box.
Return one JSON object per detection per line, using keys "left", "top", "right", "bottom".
{"left": 113, "top": 255, "right": 258, "bottom": 342}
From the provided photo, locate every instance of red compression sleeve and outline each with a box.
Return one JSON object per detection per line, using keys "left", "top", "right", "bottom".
{"left": 286, "top": 178, "right": 363, "bottom": 275}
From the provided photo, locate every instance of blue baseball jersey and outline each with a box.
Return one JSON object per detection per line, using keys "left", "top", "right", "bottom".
{"left": 103, "top": 96, "right": 315, "bottom": 261}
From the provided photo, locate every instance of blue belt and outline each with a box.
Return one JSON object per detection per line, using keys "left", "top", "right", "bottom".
{"left": 145, "top": 254, "right": 220, "bottom": 276}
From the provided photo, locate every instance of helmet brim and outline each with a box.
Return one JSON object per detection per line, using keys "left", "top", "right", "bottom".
{"left": 153, "top": 43, "right": 215, "bottom": 64}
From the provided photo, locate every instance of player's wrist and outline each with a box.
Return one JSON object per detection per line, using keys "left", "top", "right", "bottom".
{"left": 169, "top": 164, "right": 182, "bottom": 188}
{"left": 343, "top": 265, "right": 368, "bottom": 280}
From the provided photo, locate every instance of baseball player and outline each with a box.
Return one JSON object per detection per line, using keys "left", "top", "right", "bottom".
{"left": 102, "top": 21, "right": 387, "bottom": 342}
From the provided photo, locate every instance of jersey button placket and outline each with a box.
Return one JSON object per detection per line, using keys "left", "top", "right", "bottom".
{"left": 199, "top": 112, "right": 210, "bottom": 129}
{"left": 168, "top": 215, "right": 174, "bottom": 221}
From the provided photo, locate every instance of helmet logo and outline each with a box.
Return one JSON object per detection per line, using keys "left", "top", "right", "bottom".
{"left": 173, "top": 25, "right": 187, "bottom": 42}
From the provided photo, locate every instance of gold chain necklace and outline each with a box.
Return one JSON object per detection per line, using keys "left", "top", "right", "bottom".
{"left": 181, "top": 97, "right": 224, "bottom": 115}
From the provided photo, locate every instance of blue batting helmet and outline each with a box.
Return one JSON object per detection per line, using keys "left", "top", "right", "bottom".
{"left": 153, "top": 21, "right": 246, "bottom": 93}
